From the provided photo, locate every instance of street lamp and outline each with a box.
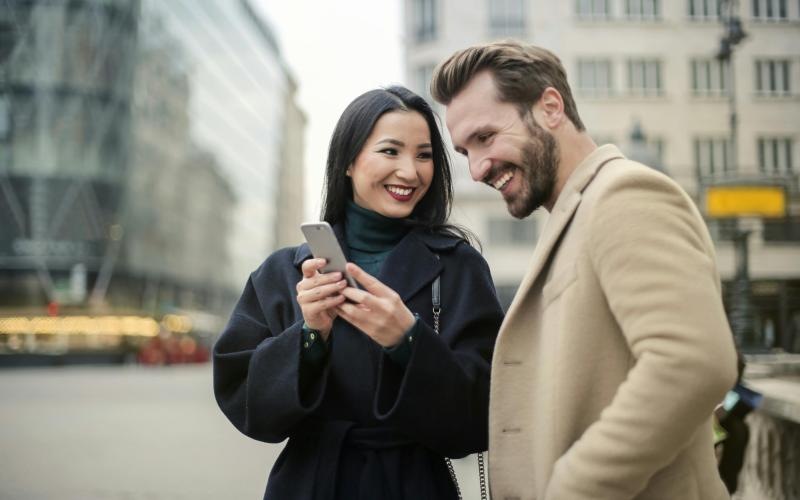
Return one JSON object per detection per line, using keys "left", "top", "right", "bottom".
{"left": 715, "top": 0, "right": 747, "bottom": 175}
{"left": 714, "top": 1, "right": 758, "bottom": 350}
{"left": 626, "top": 119, "right": 666, "bottom": 175}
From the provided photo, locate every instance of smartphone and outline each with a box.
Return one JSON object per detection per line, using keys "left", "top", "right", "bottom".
{"left": 300, "top": 222, "right": 357, "bottom": 288}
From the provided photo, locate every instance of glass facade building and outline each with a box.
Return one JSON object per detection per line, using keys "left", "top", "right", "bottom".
{"left": 0, "top": 0, "right": 305, "bottom": 316}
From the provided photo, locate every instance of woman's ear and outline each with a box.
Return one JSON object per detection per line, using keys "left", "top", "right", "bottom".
{"left": 346, "top": 166, "right": 353, "bottom": 177}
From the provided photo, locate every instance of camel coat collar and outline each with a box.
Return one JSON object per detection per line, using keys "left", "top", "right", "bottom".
{"left": 503, "top": 144, "right": 625, "bottom": 323}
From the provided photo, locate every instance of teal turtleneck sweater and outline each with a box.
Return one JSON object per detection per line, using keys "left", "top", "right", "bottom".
{"left": 344, "top": 199, "right": 410, "bottom": 277}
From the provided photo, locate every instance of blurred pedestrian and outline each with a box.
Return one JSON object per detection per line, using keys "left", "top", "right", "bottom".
{"left": 431, "top": 40, "right": 739, "bottom": 500}
{"left": 717, "top": 351, "right": 760, "bottom": 494}
{"left": 213, "top": 86, "right": 503, "bottom": 499}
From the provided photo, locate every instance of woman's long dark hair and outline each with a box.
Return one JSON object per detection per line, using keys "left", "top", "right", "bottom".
{"left": 320, "top": 85, "right": 476, "bottom": 245}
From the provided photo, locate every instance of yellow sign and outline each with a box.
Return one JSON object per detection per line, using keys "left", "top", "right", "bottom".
{"left": 705, "top": 186, "right": 786, "bottom": 218}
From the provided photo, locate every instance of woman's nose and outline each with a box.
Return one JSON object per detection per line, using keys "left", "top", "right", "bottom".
{"left": 395, "top": 156, "right": 418, "bottom": 180}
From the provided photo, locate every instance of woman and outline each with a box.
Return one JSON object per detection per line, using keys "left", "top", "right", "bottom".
{"left": 213, "top": 86, "right": 503, "bottom": 499}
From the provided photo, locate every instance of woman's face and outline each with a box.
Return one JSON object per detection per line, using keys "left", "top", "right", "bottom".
{"left": 347, "top": 110, "right": 434, "bottom": 218}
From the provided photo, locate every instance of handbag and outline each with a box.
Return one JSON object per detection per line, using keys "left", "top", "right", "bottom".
{"left": 432, "top": 270, "right": 489, "bottom": 500}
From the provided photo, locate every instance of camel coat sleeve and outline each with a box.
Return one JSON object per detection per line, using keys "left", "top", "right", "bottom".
{"left": 544, "top": 173, "right": 738, "bottom": 499}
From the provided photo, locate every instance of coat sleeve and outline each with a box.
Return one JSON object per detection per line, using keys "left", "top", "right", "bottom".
{"left": 373, "top": 244, "right": 503, "bottom": 458}
{"left": 213, "top": 252, "right": 331, "bottom": 443}
{"left": 544, "top": 172, "right": 738, "bottom": 500}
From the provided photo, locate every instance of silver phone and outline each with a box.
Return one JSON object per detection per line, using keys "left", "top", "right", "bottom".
{"left": 300, "top": 222, "right": 357, "bottom": 288}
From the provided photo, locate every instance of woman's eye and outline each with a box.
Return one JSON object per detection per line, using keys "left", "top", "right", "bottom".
{"left": 379, "top": 148, "right": 398, "bottom": 156}
{"left": 418, "top": 151, "right": 433, "bottom": 160}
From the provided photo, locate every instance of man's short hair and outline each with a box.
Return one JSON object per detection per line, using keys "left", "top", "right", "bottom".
{"left": 430, "top": 40, "right": 585, "bottom": 131}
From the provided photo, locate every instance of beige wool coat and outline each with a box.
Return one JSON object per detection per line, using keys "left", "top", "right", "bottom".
{"left": 488, "top": 145, "right": 738, "bottom": 500}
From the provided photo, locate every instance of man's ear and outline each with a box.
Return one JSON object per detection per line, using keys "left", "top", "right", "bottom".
{"left": 536, "top": 87, "right": 565, "bottom": 129}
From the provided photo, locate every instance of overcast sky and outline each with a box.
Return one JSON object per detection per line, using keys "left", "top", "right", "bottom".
{"left": 253, "top": 0, "right": 406, "bottom": 220}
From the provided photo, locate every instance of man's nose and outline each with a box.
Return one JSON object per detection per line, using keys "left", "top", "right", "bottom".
{"left": 469, "top": 157, "right": 491, "bottom": 182}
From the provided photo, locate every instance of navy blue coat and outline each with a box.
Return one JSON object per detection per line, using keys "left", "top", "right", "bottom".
{"left": 213, "top": 226, "right": 504, "bottom": 499}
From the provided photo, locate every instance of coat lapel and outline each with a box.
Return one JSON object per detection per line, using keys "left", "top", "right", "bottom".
{"left": 378, "top": 230, "right": 445, "bottom": 303}
{"left": 503, "top": 145, "right": 625, "bottom": 320}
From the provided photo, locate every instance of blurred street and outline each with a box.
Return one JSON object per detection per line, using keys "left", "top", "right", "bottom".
{"left": 0, "top": 365, "right": 279, "bottom": 500}
{"left": 0, "top": 365, "right": 486, "bottom": 500}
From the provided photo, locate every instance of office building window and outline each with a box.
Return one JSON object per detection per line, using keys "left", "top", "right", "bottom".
{"left": 763, "top": 217, "right": 800, "bottom": 243}
{"left": 489, "top": 0, "right": 526, "bottom": 37}
{"left": 0, "top": 21, "right": 13, "bottom": 65}
{"left": 625, "top": 0, "right": 661, "bottom": 19}
{"left": 627, "top": 59, "right": 663, "bottom": 95}
{"left": 688, "top": 0, "right": 722, "bottom": 19}
{"left": 577, "top": 59, "right": 613, "bottom": 95}
{"left": 0, "top": 94, "right": 9, "bottom": 141}
{"left": 707, "top": 219, "right": 739, "bottom": 242}
{"left": 650, "top": 137, "right": 665, "bottom": 164}
{"left": 413, "top": 0, "right": 438, "bottom": 43}
{"left": 488, "top": 217, "right": 537, "bottom": 245}
{"left": 755, "top": 59, "right": 792, "bottom": 96}
{"left": 752, "top": 0, "right": 788, "bottom": 20}
{"left": 694, "top": 137, "right": 732, "bottom": 177}
{"left": 415, "top": 64, "right": 435, "bottom": 102}
{"left": 576, "top": 0, "right": 611, "bottom": 20}
{"left": 758, "top": 137, "right": 794, "bottom": 174}
{"left": 691, "top": 58, "right": 730, "bottom": 95}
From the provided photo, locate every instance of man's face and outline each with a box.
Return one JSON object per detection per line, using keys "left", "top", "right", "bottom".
{"left": 446, "top": 71, "right": 559, "bottom": 218}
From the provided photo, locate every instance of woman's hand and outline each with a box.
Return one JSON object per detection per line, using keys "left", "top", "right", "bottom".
{"left": 336, "top": 263, "right": 416, "bottom": 348}
{"left": 296, "top": 258, "right": 348, "bottom": 340}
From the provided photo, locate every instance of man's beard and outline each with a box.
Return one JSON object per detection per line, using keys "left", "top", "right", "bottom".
{"left": 505, "top": 117, "right": 559, "bottom": 219}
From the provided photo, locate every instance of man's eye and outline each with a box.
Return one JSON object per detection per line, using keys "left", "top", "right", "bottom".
{"left": 478, "top": 133, "right": 493, "bottom": 143}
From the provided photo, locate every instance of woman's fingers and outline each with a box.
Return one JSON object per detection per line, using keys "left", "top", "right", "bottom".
{"left": 335, "top": 301, "right": 373, "bottom": 328}
{"left": 335, "top": 303, "right": 363, "bottom": 328}
{"left": 301, "top": 258, "right": 326, "bottom": 278}
{"left": 339, "top": 286, "right": 375, "bottom": 306}
{"left": 304, "top": 293, "right": 346, "bottom": 316}
{"left": 336, "top": 302, "right": 408, "bottom": 348}
{"left": 345, "top": 263, "right": 390, "bottom": 296}
{"left": 297, "top": 279, "right": 347, "bottom": 304}
{"left": 296, "top": 269, "right": 342, "bottom": 293}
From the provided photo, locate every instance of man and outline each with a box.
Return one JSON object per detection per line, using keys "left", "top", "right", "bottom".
{"left": 431, "top": 41, "right": 738, "bottom": 500}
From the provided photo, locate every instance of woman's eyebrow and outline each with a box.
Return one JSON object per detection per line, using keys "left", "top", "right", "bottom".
{"left": 375, "top": 138, "right": 404, "bottom": 147}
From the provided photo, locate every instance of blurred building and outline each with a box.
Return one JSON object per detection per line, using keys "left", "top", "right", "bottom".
{"left": 0, "top": 0, "right": 305, "bottom": 317}
{"left": 404, "top": 0, "right": 800, "bottom": 350}
{"left": 275, "top": 87, "right": 307, "bottom": 249}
